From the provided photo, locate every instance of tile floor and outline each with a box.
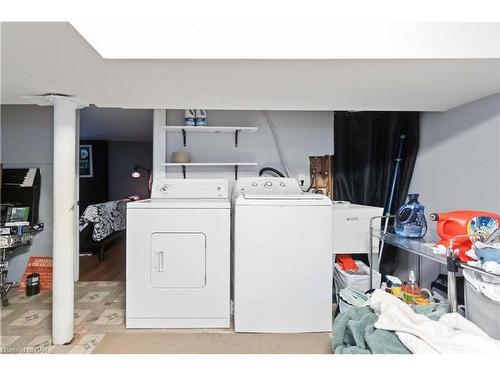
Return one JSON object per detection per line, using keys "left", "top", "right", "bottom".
{"left": 1, "top": 281, "right": 125, "bottom": 353}
{"left": 1, "top": 281, "right": 333, "bottom": 354}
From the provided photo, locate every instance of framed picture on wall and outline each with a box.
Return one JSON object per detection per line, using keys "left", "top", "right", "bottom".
{"left": 79, "top": 144, "right": 93, "bottom": 178}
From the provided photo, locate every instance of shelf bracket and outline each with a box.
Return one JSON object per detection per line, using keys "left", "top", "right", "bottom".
{"left": 234, "top": 165, "right": 238, "bottom": 180}
{"left": 182, "top": 129, "right": 187, "bottom": 147}
{"left": 182, "top": 165, "right": 186, "bottom": 179}
{"left": 235, "top": 130, "right": 239, "bottom": 147}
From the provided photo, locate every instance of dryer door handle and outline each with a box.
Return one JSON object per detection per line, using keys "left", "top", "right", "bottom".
{"left": 156, "top": 251, "right": 165, "bottom": 273}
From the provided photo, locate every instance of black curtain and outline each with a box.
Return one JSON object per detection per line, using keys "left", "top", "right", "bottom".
{"left": 334, "top": 111, "right": 420, "bottom": 276}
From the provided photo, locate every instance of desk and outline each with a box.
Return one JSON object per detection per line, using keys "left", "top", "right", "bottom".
{"left": 0, "top": 225, "right": 43, "bottom": 306}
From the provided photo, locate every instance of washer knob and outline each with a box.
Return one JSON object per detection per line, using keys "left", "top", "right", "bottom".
{"left": 280, "top": 182, "right": 286, "bottom": 187}
{"left": 252, "top": 181, "right": 258, "bottom": 187}
{"left": 264, "top": 181, "right": 273, "bottom": 188}
{"left": 160, "top": 184, "right": 170, "bottom": 192}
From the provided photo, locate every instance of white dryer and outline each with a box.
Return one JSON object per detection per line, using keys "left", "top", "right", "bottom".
{"left": 232, "top": 177, "right": 333, "bottom": 333}
{"left": 126, "top": 179, "right": 230, "bottom": 328}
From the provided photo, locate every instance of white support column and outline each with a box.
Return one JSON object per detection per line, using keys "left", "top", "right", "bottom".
{"left": 20, "top": 94, "right": 87, "bottom": 344}
{"left": 74, "top": 110, "right": 81, "bottom": 282}
{"left": 153, "top": 109, "right": 167, "bottom": 181}
{"left": 51, "top": 96, "right": 86, "bottom": 344}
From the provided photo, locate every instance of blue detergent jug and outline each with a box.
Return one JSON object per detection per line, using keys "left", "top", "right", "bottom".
{"left": 395, "top": 194, "right": 427, "bottom": 238}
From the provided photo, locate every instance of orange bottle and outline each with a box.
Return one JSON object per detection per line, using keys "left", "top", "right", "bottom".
{"left": 430, "top": 210, "right": 500, "bottom": 261}
{"left": 402, "top": 271, "right": 421, "bottom": 304}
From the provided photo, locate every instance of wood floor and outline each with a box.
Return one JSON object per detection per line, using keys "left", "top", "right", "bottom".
{"left": 79, "top": 236, "right": 126, "bottom": 281}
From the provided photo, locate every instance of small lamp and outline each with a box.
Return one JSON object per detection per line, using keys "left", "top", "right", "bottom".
{"left": 131, "top": 169, "right": 141, "bottom": 178}
{"left": 131, "top": 165, "right": 152, "bottom": 198}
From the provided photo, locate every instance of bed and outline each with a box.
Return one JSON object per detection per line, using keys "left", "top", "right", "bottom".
{"left": 79, "top": 199, "right": 129, "bottom": 261}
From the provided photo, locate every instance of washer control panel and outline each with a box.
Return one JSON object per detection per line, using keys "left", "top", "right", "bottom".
{"left": 152, "top": 179, "right": 228, "bottom": 199}
{"left": 234, "top": 177, "right": 302, "bottom": 196}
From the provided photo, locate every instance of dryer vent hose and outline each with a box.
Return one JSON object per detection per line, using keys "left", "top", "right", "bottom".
{"left": 259, "top": 167, "right": 285, "bottom": 177}
{"left": 263, "top": 111, "right": 291, "bottom": 177}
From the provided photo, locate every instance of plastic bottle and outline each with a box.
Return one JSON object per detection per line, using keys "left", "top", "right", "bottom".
{"left": 195, "top": 109, "right": 207, "bottom": 126}
{"left": 402, "top": 271, "right": 420, "bottom": 304}
{"left": 408, "top": 271, "right": 417, "bottom": 289}
{"left": 26, "top": 272, "right": 40, "bottom": 296}
{"left": 395, "top": 193, "right": 427, "bottom": 238}
{"left": 184, "top": 109, "right": 196, "bottom": 126}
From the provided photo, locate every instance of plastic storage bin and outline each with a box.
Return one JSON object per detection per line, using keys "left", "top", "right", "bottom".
{"left": 337, "top": 287, "right": 370, "bottom": 313}
{"left": 333, "top": 260, "right": 382, "bottom": 293}
{"left": 465, "top": 279, "right": 500, "bottom": 340}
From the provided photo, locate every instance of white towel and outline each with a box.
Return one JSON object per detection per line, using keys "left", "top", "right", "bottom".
{"left": 369, "top": 289, "right": 500, "bottom": 354}
{"left": 482, "top": 261, "right": 500, "bottom": 278}
{"left": 463, "top": 269, "right": 500, "bottom": 302}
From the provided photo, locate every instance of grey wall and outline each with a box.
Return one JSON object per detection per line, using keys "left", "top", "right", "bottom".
{"left": 6, "top": 100, "right": 497, "bottom": 286}
{"left": 80, "top": 106, "right": 153, "bottom": 142}
{"left": 165, "top": 110, "right": 334, "bottom": 187}
{"left": 108, "top": 142, "right": 153, "bottom": 200}
{"left": 1, "top": 107, "right": 154, "bottom": 282}
{"left": 397, "top": 93, "right": 500, "bottom": 286}
{"left": 1, "top": 105, "right": 54, "bottom": 282}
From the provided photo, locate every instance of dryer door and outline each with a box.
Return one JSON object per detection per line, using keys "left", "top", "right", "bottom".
{"left": 150, "top": 232, "right": 206, "bottom": 288}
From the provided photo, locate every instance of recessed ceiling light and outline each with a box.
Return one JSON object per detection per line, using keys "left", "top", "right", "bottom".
{"left": 71, "top": 21, "right": 500, "bottom": 59}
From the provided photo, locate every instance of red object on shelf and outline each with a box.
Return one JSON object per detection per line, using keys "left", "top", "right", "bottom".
{"left": 336, "top": 254, "right": 358, "bottom": 272}
{"left": 431, "top": 210, "right": 500, "bottom": 262}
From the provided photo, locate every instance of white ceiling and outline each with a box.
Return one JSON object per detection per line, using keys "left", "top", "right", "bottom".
{"left": 1, "top": 22, "right": 499, "bottom": 111}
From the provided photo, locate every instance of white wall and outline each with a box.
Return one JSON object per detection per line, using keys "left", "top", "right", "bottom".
{"left": 164, "top": 110, "right": 334, "bottom": 188}
{"left": 1, "top": 105, "right": 54, "bottom": 282}
{"left": 398, "top": 93, "right": 500, "bottom": 286}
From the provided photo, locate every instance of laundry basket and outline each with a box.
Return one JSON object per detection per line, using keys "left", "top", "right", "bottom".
{"left": 333, "top": 260, "right": 382, "bottom": 294}
{"left": 465, "top": 279, "right": 500, "bottom": 340}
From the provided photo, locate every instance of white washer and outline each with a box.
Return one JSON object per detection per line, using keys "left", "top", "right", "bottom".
{"left": 232, "top": 177, "right": 333, "bottom": 333}
{"left": 126, "top": 179, "right": 230, "bottom": 328}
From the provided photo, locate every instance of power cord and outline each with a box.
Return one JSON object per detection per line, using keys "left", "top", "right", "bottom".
{"left": 305, "top": 175, "right": 315, "bottom": 192}
{"left": 297, "top": 175, "right": 314, "bottom": 192}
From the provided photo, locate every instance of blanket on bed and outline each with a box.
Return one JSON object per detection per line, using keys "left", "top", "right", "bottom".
{"left": 79, "top": 199, "right": 127, "bottom": 242}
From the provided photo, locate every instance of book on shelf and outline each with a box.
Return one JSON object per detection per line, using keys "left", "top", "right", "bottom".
{"left": 2, "top": 206, "right": 30, "bottom": 225}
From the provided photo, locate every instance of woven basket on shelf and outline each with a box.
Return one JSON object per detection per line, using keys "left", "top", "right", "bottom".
{"left": 171, "top": 151, "right": 192, "bottom": 163}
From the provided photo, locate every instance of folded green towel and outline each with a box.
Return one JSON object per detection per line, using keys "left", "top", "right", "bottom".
{"left": 333, "top": 306, "right": 410, "bottom": 354}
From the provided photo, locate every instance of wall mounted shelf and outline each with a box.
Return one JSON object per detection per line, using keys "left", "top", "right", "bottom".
{"left": 162, "top": 126, "right": 258, "bottom": 147}
{"left": 162, "top": 162, "right": 258, "bottom": 179}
